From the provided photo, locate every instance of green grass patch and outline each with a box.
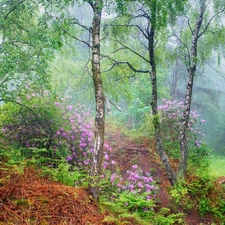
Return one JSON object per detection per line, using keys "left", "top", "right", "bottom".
{"left": 209, "top": 155, "right": 225, "bottom": 177}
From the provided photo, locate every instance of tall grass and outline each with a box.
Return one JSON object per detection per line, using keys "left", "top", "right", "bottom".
{"left": 209, "top": 155, "right": 225, "bottom": 177}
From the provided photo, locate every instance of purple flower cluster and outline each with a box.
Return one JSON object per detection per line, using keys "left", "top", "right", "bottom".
{"left": 52, "top": 102, "right": 94, "bottom": 168}
{"left": 109, "top": 164, "right": 157, "bottom": 201}
{"left": 0, "top": 93, "right": 94, "bottom": 168}
{"left": 158, "top": 99, "right": 205, "bottom": 147}
{"left": 102, "top": 144, "right": 113, "bottom": 169}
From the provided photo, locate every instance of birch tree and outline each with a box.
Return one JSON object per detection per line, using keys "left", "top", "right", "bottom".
{"left": 176, "top": 0, "right": 225, "bottom": 178}
{"left": 89, "top": 0, "right": 105, "bottom": 201}
{"left": 59, "top": 0, "right": 107, "bottom": 200}
{"left": 105, "top": 0, "right": 225, "bottom": 183}
{"left": 106, "top": 0, "right": 185, "bottom": 184}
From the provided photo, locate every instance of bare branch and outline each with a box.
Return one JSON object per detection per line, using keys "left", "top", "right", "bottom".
{"left": 100, "top": 34, "right": 108, "bottom": 42}
{"left": 111, "top": 47, "right": 127, "bottom": 54}
{"left": 184, "top": 13, "right": 193, "bottom": 34}
{"left": 4, "top": 0, "right": 27, "bottom": 20}
{"left": 198, "top": 9, "right": 225, "bottom": 38}
{"left": 153, "top": 39, "right": 158, "bottom": 48}
{"left": 138, "top": 33, "right": 148, "bottom": 50}
{"left": 137, "top": 7, "right": 151, "bottom": 21}
{"left": 169, "top": 24, "right": 191, "bottom": 63}
{"left": 61, "top": 26, "right": 92, "bottom": 49}
{"left": 130, "top": 24, "right": 149, "bottom": 40}
{"left": 108, "top": 99, "right": 122, "bottom": 112}
{"left": 69, "top": 18, "right": 92, "bottom": 32}
{"left": 127, "top": 13, "right": 150, "bottom": 39}
{"left": 117, "top": 40, "right": 150, "bottom": 63}
{"left": 101, "top": 55, "right": 149, "bottom": 74}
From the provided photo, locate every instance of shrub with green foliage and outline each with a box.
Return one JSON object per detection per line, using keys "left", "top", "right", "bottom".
{"left": 0, "top": 93, "right": 62, "bottom": 150}
{"left": 0, "top": 92, "right": 93, "bottom": 169}
{"left": 169, "top": 149, "right": 225, "bottom": 224}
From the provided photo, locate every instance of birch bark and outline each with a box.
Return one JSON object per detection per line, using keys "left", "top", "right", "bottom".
{"left": 89, "top": 0, "right": 105, "bottom": 201}
{"left": 178, "top": 1, "right": 205, "bottom": 178}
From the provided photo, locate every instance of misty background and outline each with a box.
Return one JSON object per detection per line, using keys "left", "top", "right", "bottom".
{"left": 49, "top": 2, "right": 225, "bottom": 156}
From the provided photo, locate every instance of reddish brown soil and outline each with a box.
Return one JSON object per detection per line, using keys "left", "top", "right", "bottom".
{"left": 105, "top": 127, "right": 172, "bottom": 209}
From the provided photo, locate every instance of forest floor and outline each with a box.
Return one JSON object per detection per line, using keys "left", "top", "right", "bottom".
{"left": 0, "top": 123, "right": 220, "bottom": 225}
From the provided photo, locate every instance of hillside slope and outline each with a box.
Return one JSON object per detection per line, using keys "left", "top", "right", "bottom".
{"left": 0, "top": 166, "right": 104, "bottom": 225}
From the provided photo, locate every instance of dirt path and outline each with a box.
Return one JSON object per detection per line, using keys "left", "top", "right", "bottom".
{"left": 105, "top": 125, "right": 172, "bottom": 209}
{"left": 105, "top": 124, "right": 217, "bottom": 225}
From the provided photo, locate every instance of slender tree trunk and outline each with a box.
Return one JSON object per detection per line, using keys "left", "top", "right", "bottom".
{"left": 105, "top": 96, "right": 111, "bottom": 115}
{"left": 148, "top": 25, "right": 177, "bottom": 185}
{"left": 178, "top": 1, "right": 205, "bottom": 178}
{"left": 89, "top": 1, "right": 105, "bottom": 201}
{"left": 171, "top": 57, "right": 179, "bottom": 98}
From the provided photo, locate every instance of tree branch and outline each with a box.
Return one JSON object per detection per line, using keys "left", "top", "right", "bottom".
{"left": 101, "top": 55, "right": 149, "bottom": 74}
{"left": 184, "top": 13, "right": 193, "bottom": 34}
{"left": 4, "top": 0, "right": 27, "bottom": 20}
{"left": 61, "top": 26, "right": 92, "bottom": 49}
{"left": 198, "top": 10, "right": 225, "bottom": 38}
{"left": 169, "top": 24, "right": 191, "bottom": 64}
{"left": 108, "top": 99, "right": 122, "bottom": 112}
{"left": 138, "top": 33, "right": 148, "bottom": 50}
{"left": 69, "top": 18, "right": 92, "bottom": 32}
{"left": 116, "top": 40, "right": 150, "bottom": 63}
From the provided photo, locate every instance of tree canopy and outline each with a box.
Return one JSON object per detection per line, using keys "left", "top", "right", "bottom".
{"left": 0, "top": 0, "right": 63, "bottom": 101}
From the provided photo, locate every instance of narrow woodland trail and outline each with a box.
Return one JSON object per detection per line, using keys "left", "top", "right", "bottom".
{"left": 104, "top": 125, "right": 172, "bottom": 209}
{"left": 104, "top": 124, "right": 217, "bottom": 225}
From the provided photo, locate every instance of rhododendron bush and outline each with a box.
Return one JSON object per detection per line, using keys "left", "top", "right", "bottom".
{"left": 158, "top": 99, "right": 206, "bottom": 158}
{"left": 100, "top": 162, "right": 158, "bottom": 217}
{"left": 0, "top": 93, "right": 94, "bottom": 168}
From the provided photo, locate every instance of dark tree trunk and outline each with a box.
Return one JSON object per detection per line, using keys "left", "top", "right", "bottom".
{"left": 148, "top": 24, "right": 177, "bottom": 185}
{"left": 178, "top": 1, "right": 205, "bottom": 178}
{"left": 89, "top": 0, "right": 105, "bottom": 201}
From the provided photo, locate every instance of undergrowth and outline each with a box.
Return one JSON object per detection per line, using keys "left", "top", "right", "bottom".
{"left": 1, "top": 106, "right": 225, "bottom": 224}
{"left": 169, "top": 146, "right": 225, "bottom": 224}
{"left": 1, "top": 147, "right": 186, "bottom": 225}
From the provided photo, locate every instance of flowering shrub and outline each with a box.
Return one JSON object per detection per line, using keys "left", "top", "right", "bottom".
{"left": 53, "top": 102, "right": 93, "bottom": 168}
{"left": 158, "top": 99, "right": 205, "bottom": 158}
{"left": 1, "top": 92, "right": 160, "bottom": 220}
{"left": 0, "top": 94, "right": 62, "bottom": 151}
{"left": 101, "top": 161, "right": 158, "bottom": 218}
{"left": 116, "top": 165, "right": 157, "bottom": 197}
{"left": 0, "top": 93, "right": 94, "bottom": 168}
